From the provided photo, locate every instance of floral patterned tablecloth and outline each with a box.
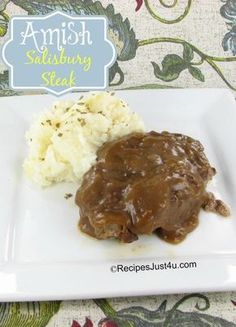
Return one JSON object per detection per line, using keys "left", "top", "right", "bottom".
{"left": 0, "top": 1, "right": 236, "bottom": 326}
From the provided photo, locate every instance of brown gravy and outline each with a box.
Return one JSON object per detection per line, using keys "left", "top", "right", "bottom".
{"left": 76, "top": 131, "right": 230, "bottom": 243}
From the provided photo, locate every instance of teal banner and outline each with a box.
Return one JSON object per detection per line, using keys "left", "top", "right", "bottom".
{"left": 2, "top": 12, "right": 116, "bottom": 95}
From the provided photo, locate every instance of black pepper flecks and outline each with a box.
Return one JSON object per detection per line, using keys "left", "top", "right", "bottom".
{"left": 64, "top": 193, "right": 73, "bottom": 199}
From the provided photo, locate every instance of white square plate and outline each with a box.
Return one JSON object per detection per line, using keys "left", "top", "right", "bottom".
{"left": 0, "top": 89, "right": 236, "bottom": 301}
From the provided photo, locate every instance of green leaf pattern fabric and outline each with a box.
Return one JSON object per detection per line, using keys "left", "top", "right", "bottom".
{"left": 0, "top": 302, "right": 60, "bottom": 327}
{"left": 0, "top": 0, "right": 235, "bottom": 93}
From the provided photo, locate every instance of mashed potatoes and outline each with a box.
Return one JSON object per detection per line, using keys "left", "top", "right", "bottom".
{"left": 23, "top": 92, "right": 145, "bottom": 186}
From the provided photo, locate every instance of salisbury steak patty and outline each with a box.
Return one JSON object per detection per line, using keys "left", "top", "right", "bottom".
{"left": 75, "top": 131, "right": 230, "bottom": 243}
